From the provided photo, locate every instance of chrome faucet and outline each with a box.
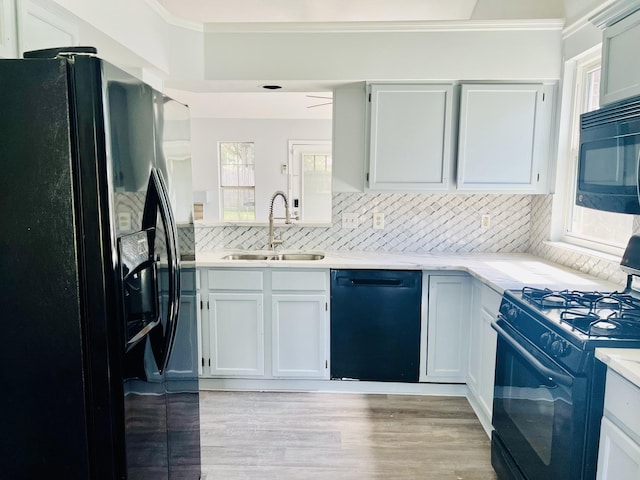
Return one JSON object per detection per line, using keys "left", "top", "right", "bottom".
{"left": 268, "top": 191, "right": 294, "bottom": 250}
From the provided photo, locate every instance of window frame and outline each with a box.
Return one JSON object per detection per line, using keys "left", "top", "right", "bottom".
{"left": 558, "top": 51, "right": 633, "bottom": 257}
{"left": 218, "top": 141, "right": 256, "bottom": 223}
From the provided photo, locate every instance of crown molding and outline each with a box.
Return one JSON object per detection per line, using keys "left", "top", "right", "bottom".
{"left": 144, "top": 0, "right": 204, "bottom": 32}
{"left": 203, "top": 19, "right": 564, "bottom": 34}
{"left": 590, "top": 0, "right": 640, "bottom": 28}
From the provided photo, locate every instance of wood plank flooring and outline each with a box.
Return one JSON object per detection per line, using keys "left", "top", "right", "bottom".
{"left": 199, "top": 391, "right": 496, "bottom": 479}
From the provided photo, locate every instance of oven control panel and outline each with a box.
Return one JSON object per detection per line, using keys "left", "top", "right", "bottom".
{"left": 540, "top": 332, "right": 570, "bottom": 358}
{"left": 497, "top": 295, "right": 586, "bottom": 374}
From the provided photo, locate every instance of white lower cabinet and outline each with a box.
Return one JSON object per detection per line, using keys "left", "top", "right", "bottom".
{"left": 208, "top": 292, "right": 264, "bottom": 376}
{"left": 272, "top": 295, "right": 328, "bottom": 378}
{"left": 597, "top": 418, "right": 640, "bottom": 480}
{"left": 467, "top": 279, "right": 501, "bottom": 435}
{"left": 200, "top": 268, "right": 329, "bottom": 380}
{"left": 597, "top": 369, "right": 640, "bottom": 480}
{"left": 422, "top": 274, "right": 471, "bottom": 383}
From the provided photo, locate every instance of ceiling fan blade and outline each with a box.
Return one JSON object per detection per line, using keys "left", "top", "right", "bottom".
{"left": 307, "top": 102, "right": 333, "bottom": 109}
{"left": 306, "top": 95, "right": 332, "bottom": 100}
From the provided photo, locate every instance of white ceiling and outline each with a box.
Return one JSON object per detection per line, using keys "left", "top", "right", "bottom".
{"left": 158, "top": 0, "right": 480, "bottom": 24}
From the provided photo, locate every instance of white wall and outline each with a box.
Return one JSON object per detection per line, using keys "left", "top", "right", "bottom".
{"left": 191, "top": 118, "right": 332, "bottom": 222}
{"left": 202, "top": 26, "right": 563, "bottom": 84}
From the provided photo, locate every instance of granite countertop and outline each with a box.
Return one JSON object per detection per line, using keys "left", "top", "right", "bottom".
{"left": 596, "top": 348, "right": 640, "bottom": 389}
{"left": 196, "top": 250, "right": 620, "bottom": 294}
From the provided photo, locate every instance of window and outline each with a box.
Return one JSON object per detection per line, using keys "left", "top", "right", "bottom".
{"left": 564, "top": 56, "right": 634, "bottom": 253}
{"left": 219, "top": 142, "right": 255, "bottom": 221}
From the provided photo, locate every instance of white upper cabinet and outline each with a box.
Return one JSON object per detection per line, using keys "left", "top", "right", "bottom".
{"left": 456, "top": 83, "right": 554, "bottom": 193}
{"left": 17, "top": 1, "right": 78, "bottom": 55}
{"left": 367, "top": 83, "right": 455, "bottom": 192}
{"left": 0, "top": 0, "right": 17, "bottom": 58}
{"left": 600, "top": 8, "right": 640, "bottom": 106}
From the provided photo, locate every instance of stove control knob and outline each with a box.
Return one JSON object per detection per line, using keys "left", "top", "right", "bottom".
{"left": 541, "top": 332, "right": 554, "bottom": 349}
{"left": 551, "top": 340, "right": 569, "bottom": 358}
{"left": 500, "top": 302, "right": 519, "bottom": 321}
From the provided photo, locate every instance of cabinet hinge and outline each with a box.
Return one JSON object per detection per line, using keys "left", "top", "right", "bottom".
{"left": 200, "top": 300, "right": 203, "bottom": 309}
{"left": 368, "top": 92, "right": 371, "bottom": 102}
{"left": 209, "top": 359, "right": 211, "bottom": 367}
{"left": 537, "top": 173, "right": 540, "bottom": 182}
{"left": 542, "top": 92, "right": 546, "bottom": 101}
{"left": 366, "top": 172, "right": 369, "bottom": 182}
{"left": 325, "top": 302, "right": 328, "bottom": 311}
{"left": 207, "top": 300, "right": 210, "bottom": 309}
{"left": 201, "top": 357, "right": 205, "bottom": 367}
{"left": 325, "top": 360, "right": 328, "bottom": 369}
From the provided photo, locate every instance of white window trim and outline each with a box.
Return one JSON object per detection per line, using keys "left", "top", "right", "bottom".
{"left": 551, "top": 47, "right": 629, "bottom": 258}
{"left": 218, "top": 141, "right": 256, "bottom": 223}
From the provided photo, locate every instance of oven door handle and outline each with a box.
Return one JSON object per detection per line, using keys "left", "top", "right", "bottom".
{"left": 493, "top": 322, "right": 574, "bottom": 387}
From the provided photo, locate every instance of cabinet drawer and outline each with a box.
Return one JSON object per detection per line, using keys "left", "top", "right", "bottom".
{"left": 272, "top": 270, "right": 327, "bottom": 291}
{"left": 208, "top": 269, "right": 264, "bottom": 291}
{"left": 604, "top": 370, "right": 640, "bottom": 443}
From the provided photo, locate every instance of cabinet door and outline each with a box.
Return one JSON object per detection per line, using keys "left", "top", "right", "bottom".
{"left": 208, "top": 293, "right": 264, "bottom": 376}
{"left": 597, "top": 417, "right": 640, "bottom": 480}
{"left": 272, "top": 295, "right": 328, "bottom": 378}
{"left": 457, "top": 84, "right": 552, "bottom": 193}
{"left": 425, "top": 275, "right": 471, "bottom": 382}
{"left": 17, "top": 1, "right": 78, "bottom": 54}
{"left": 478, "top": 308, "right": 498, "bottom": 418}
{"left": 0, "top": 0, "right": 17, "bottom": 58}
{"left": 165, "top": 294, "right": 200, "bottom": 379}
{"left": 467, "top": 282, "right": 482, "bottom": 394}
{"left": 601, "top": 10, "right": 640, "bottom": 106}
{"left": 368, "top": 83, "right": 454, "bottom": 192}
{"left": 196, "top": 292, "right": 203, "bottom": 376}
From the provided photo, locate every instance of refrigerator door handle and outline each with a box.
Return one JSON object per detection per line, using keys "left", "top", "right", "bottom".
{"left": 142, "top": 168, "right": 181, "bottom": 374}
{"left": 154, "top": 169, "right": 182, "bottom": 372}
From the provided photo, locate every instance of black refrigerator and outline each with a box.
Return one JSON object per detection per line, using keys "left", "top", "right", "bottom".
{"left": 0, "top": 47, "right": 201, "bottom": 479}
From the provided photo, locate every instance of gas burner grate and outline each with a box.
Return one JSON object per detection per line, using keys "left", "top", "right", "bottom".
{"left": 521, "top": 287, "right": 622, "bottom": 310}
{"left": 521, "top": 287, "right": 640, "bottom": 338}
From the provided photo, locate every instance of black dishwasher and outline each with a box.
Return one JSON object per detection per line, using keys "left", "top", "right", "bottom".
{"left": 330, "top": 269, "right": 422, "bottom": 382}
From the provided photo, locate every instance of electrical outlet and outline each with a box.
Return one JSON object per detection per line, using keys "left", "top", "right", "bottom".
{"left": 342, "top": 213, "right": 359, "bottom": 229}
{"left": 481, "top": 214, "right": 491, "bottom": 229}
{"left": 373, "top": 212, "right": 385, "bottom": 230}
{"left": 118, "top": 212, "right": 132, "bottom": 232}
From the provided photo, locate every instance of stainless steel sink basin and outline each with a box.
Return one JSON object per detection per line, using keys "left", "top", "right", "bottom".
{"left": 272, "top": 253, "right": 325, "bottom": 261}
{"left": 222, "top": 253, "right": 271, "bottom": 260}
{"left": 222, "top": 252, "right": 324, "bottom": 261}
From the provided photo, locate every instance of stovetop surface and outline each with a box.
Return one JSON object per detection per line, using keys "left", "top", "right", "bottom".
{"left": 504, "top": 287, "right": 640, "bottom": 346}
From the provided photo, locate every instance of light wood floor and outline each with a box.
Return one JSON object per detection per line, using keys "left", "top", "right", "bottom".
{"left": 199, "top": 391, "right": 497, "bottom": 479}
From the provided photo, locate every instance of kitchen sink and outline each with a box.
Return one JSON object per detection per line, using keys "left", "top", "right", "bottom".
{"left": 272, "top": 253, "right": 325, "bottom": 261}
{"left": 222, "top": 252, "right": 324, "bottom": 261}
{"left": 222, "top": 253, "right": 272, "bottom": 260}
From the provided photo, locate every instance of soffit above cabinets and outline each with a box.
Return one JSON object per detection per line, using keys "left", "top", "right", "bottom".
{"left": 157, "top": 0, "right": 479, "bottom": 24}
{"left": 155, "top": 0, "right": 565, "bottom": 25}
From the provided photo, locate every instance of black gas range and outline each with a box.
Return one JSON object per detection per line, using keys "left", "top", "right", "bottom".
{"left": 491, "top": 236, "right": 640, "bottom": 480}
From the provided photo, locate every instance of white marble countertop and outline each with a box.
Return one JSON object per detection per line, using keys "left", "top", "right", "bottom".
{"left": 596, "top": 348, "right": 640, "bottom": 388}
{"left": 196, "top": 250, "right": 619, "bottom": 294}
{"left": 197, "top": 249, "right": 640, "bottom": 387}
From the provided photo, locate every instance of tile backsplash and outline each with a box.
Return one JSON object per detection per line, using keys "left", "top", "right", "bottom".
{"left": 196, "top": 192, "right": 533, "bottom": 253}
{"left": 529, "top": 195, "right": 628, "bottom": 285}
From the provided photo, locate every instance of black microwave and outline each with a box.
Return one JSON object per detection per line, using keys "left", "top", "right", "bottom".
{"left": 577, "top": 94, "right": 640, "bottom": 214}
